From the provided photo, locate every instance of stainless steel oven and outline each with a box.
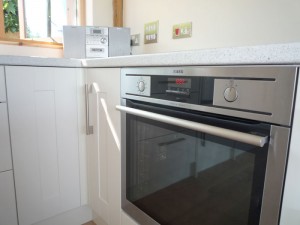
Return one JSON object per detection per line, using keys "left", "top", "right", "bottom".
{"left": 117, "top": 66, "right": 298, "bottom": 225}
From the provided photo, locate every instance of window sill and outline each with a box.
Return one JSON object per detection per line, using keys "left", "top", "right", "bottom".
{"left": 0, "top": 38, "right": 63, "bottom": 49}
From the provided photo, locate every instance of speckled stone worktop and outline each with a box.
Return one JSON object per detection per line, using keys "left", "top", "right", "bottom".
{"left": 1, "top": 42, "right": 300, "bottom": 68}
{"left": 83, "top": 42, "right": 300, "bottom": 67}
{"left": 0, "top": 55, "right": 82, "bottom": 67}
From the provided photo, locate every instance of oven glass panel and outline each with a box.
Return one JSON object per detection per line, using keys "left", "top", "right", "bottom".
{"left": 125, "top": 102, "right": 269, "bottom": 225}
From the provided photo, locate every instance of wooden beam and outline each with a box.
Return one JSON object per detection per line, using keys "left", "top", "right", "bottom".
{"left": 0, "top": 0, "right": 5, "bottom": 38}
{"left": 78, "top": 0, "right": 86, "bottom": 26}
{"left": 113, "top": 0, "right": 123, "bottom": 27}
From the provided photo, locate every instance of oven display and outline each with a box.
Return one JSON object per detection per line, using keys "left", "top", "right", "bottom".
{"left": 168, "top": 78, "right": 191, "bottom": 89}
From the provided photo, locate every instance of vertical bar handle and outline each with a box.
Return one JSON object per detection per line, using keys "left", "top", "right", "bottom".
{"left": 85, "top": 84, "right": 91, "bottom": 135}
{"left": 85, "top": 82, "right": 101, "bottom": 135}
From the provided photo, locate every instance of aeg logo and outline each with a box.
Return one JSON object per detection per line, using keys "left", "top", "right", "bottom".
{"left": 173, "top": 69, "right": 184, "bottom": 74}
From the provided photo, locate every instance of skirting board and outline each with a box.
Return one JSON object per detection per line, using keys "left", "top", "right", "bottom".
{"left": 32, "top": 205, "right": 93, "bottom": 225}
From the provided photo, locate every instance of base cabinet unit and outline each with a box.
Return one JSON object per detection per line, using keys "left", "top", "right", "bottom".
{"left": 0, "top": 65, "right": 18, "bottom": 225}
{"left": 86, "top": 68, "right": 122, "bottom": 225}
{"left": 121, "top": 211, "right": 138, "bottom": 225}
{"left": 6, "top": 66, "right": 85, "bottom": 225}
{"left": 0, "top": 103, "right": 13, "bottom": 172}
{"left": 0, "top": 66, "right": 6, "bottom": 102}
{"left": 0, "top": 170, "right": 18, "bottom": 225}
{"left": 0, "top": 66, "right": 12, "bottom": 172}
{"left": 280, "top": 71, "right": 300, "bottom": 225}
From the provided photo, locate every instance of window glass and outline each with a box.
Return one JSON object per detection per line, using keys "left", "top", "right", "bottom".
{"left": 24, "top": 0, "right": 50, "bottom": 38}
{"left": 50, "top": 0, "right": 67, "bottom": 39}
{"left": 23, "top": 0, "right": 75, "bottom": 42}
{"left": 1, "top": 0, "right": 77, "bottom": 43}
{"left": 125, "top": 100, "right": 270, "bottom": 225}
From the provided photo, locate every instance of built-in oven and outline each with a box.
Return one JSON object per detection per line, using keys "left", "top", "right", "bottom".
{"left": 117, "top": 66, "right": 298, "bottom": 225}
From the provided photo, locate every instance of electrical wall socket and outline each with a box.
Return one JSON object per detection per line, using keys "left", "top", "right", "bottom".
{"left": 131, "top": 34, "right": 140, "bottom": 46}
{"left": 173, "top": 22, "right": 192, "bottom": 39}
{"left": 144, "top": 21, "right": 159, "bottom": 44}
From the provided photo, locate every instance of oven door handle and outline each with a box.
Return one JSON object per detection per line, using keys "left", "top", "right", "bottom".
{"left": 116, "top": 105, "right": 268, "bottom": 147}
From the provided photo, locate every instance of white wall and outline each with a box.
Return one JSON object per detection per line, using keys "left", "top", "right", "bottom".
{"left": 86, "top": 0, "right": 113, "bottom": 27}
{"left": 124, "top": 0, "right": 300, "bottom": 54}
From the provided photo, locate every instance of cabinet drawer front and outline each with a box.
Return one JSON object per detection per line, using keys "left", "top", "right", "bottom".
{"left": 0, "top": 103, "right": 12, "bottom": 172}
{"left": 0, "top": 66, "right": 6, "bottom": 102}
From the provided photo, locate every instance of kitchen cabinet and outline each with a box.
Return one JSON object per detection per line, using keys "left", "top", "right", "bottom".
{"left": 0, "top": 171, "right": 18, "bottom": 225}
{"left": 0, "top": 103, "right": 12, "bottom": 172}
{"left": 280, "top": 73, "right": 300, "bottom": 225}
{"left": 0, "top": 66, "right": 11, "bottom": 172}
{"left": 121, "top": 212, "right": 138, "bottom": 225}
{"left": 0, "top": 66, "right": 18, "bottom": 225}
{"left": 0, "top": 66, "right": 6, "bottom": 102}
{"left": 86, "top": 68, "right": 122, "bottom": 225}
{"left": 6, "top": 66, "right": 83, "bottom": 225}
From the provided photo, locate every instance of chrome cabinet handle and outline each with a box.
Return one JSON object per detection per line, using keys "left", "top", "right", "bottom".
{"left": 85, "top": 82, "right": 101, "bottom": 135}
{"left": 85, "top": 84, "right": 91, "bottom": 135}
{"left": 116, "top": 105, "right": 268, "bottom": 147}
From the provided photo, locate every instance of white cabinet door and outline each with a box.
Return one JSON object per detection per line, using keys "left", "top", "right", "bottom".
{"left": 0, "top": 66, "right": 6, "bottom": 102}
{"left": 0, "top": 103, "right": 12, "bottom": 172}
{"left": 86, "top": 68, "right": 121, "bottom": 225}
{"left": 280, "top": 78, "right": 300, "bottom": 225}
{"left": 121, "top": 211, "right": 139, "bottom": 225}
{"left": 6, "top": 66, "right": 82, "bottom": 225}
{"left": 0, "top": 170, "right": 18, "bottom": 225}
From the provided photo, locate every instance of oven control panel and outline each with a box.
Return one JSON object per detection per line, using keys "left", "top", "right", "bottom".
{"left": 213, "top": 79, "right": 275, "bottom": 114}
{"left": 121, "top": 67, "right": 297, "bottom": 126}
{"left": 123, "top": 75, "right": 151, "bottom": 96}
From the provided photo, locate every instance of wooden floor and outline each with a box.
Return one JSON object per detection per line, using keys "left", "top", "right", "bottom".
{"left": 82, "top": 221, "right": 97, "bottom": 225}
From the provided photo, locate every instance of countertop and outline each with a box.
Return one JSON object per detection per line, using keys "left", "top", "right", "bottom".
{"left": 1, "top": 42, "right": 300, "bottom": 68}
{"left": 83, "top": 42, "right": 300, "bottom": 67}
{"left": 0, "top": 55, "right": 82, "bottom": 67}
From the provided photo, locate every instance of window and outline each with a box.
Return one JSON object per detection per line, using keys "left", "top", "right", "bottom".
{"left": 0, "top": 0, "right": 85, "bottom": 46}
{"left": 1, "top": 0, "right": 123, "bottom": 47}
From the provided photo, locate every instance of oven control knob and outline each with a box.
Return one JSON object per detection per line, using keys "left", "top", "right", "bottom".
{"left": 224, "top": 87, "right": 238, "bottom": 102}
{"left": 138, "top": 81, "right": 146, "bottom": 92}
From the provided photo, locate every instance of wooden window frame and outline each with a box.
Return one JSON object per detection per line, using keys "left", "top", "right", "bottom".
{"left": 113, "top": 0, "right": 123, "bottom": 27}
{"left": 0, "top": 0, "right": 123, "bottom": 48}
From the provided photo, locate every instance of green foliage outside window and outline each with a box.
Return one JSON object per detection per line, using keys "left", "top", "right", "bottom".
{"left": 3, "top": 0, "right": 19, "bottom": 33}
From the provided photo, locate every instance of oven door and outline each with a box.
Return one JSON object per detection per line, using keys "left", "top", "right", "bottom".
{"left": 118, "top": 99, "right": 290, "bottom": 225}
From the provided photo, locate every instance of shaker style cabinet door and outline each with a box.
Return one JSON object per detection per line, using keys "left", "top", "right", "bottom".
{"left": 280, "top": 73, "right": 300, "bottom": 225}
{"left": 6, "top": 66, "right": 81, "bottom": 225}
{"left": 0, "top": 171, "right": 18, "bottom": 225}
{"left": 121, "top": 211, "right": 139, "bottom": 225}
{"left": 0, "top": 103, "right": 13, "bottom": 172}
{"left": 86, "top": 68, "right": 121, "bottom": 225}
{"left": 0, "top": 66, "right": 6, "bottom": 102}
